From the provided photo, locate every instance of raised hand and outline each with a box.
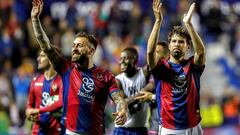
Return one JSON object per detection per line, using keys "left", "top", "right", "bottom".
{"left": 183, "top": 3, "right": 195, "bottom": 24}
{"left": 152, "top": 0, "right": 163, "bottom": 22}
{"left": 31, "top": 0, "right": 43, "bottom": 19}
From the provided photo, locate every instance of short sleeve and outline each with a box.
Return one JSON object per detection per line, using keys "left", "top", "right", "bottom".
{"left": 189, "top": 56, "right": 205, "bottom": 75}
{"left": 107, "top": 73, "right": 120, "bottom": 94}
{"left": 151, "top": 59, "right": 166, "bottom": 79}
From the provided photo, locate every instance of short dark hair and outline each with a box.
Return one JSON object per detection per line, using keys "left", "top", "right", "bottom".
{"left": 157, "top": 40, "right": 169, "bottom": 56}
{"left": 75, "top": 31, "right": 98, "bottom": 49}
{"left": 157, "top": 41, "right": 168, "bottom": 47}
{"left": 122, "top": 47, "right": 138, "bottom": 62}
{"left": 168, "top": 26, "right": 191, "bottom": 45}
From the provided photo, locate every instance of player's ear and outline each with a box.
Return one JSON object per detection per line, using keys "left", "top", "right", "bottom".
{"left": 89, "top": 47, "right": 95, "bottom": 55}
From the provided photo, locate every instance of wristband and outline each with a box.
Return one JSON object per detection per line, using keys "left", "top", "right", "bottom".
{"left": 151, "top": 94, "right": 156, "bottom": 101}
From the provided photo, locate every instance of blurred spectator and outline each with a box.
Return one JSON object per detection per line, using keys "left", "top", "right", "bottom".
{"left": 222, "top": 91, "right": 240, "bottom": 125}
{"left": 61, "top": 28, "right": 74, "bottom": 59}
{"left": 12, "top": 58, "right": 34, "bottom": 127}
{"left": 65, "top": 0, "right": 78, "bottom": 28}
{"left": 201, "top": 0, "right": 225, "bottom": 43}
{"left": 200, "top": 92, "right": 224, "bottom": 128}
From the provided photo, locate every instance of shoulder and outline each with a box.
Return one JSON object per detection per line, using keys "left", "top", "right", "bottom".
{"left": 151, "top": 58, "right": 169, "bottom": 73}
{"left": 95, "top": 66, "right": 115, "bottom": 76}
{"left": 53, "top": 74, "right": 63, "bottom": 84}
{"left": 32, "top": 74, "right": 44, "bottom": 82}
{"left": 186, "top": 56, "right": 205, "bottom": 72}
{"left": 93, "top": 66, "right": 117, "bottom": 82}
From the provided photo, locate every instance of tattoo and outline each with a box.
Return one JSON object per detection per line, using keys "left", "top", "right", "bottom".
{"left": 32, "top": 19, "right": 62, "bottom": 69}
{"left": 111, "top": 91, "right": 128, "bottom": 112}
{"left": 32, "top": 19, "right": 51, "bottom": 50}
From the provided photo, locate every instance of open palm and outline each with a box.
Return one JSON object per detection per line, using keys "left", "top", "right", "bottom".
{"left": 183, "top": 3, "right": 195, "bottom": 24}
{"left": 152, "top": 0, "right": 163, "bottom": 21}
{"left": 31, "top": 0, "right": 43, "bottom": 19}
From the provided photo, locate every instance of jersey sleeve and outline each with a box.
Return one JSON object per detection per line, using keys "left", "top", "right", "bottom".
{"left": 26, "top": 79, "right": 36, "bottom": 109}
{"left": 46, "top": 47, "right": 72, "bottom": 75}
{"left": 54, "top": 58, "right": 73, "bottom": 76}
{"left": 39, "top": 76, "right": 63, "bottom": 113}
{"left": 107, "top": 72, "right": 120, "bottom": 94}
{"left": 189, "top": 56, "right": 205, "bottom": 75}
{"left": 151, "top": 59, "right": 165, "bottom": 79}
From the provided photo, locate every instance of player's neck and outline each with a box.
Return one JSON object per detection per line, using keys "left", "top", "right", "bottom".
{"left": 76, "top": 58, "right": 94, "bottom": 69}
{"left": 169, "top": 55, "right": 184, "bottom": 64}
{"left": 88, "top": 59, "right": 94, "bottom": 69}
{"left": 44, "top": 67, "right": 57, "bottom": 80}
{"left": 125, "top": 68, "right": 138, "bottom": 78}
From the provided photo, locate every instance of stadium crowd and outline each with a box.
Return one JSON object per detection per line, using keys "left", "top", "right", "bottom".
{"left": 0, "top": 0, "right": 239, "bottom": 134}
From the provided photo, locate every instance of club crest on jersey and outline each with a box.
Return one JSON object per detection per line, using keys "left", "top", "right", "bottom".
{"left": 172, "top": 74, "right": 187, "bottom": 94}
{"left": 51, "top": 84, "right": 57, "bottom": 92}
{"left": 95, "top": 73, "right": 103, "bottom": 81}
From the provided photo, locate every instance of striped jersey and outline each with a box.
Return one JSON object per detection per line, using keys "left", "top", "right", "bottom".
{"left": 152, "top": 56, "right": 205, "bottom": 129}
{"left": 26, "top": 74, "right": 63, "bottom": 135}
{"left": 56, "top": 59, "right": 119, "bottom": 135}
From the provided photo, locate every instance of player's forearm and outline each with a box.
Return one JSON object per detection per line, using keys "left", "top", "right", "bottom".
{"left": 39, "top": 100, "right": 62, "bottom": 113}
{"left": 185, "top": 23, "right": 206, "bottom": 65}
{"left": 147, "top": 20, "right": 162, "bottom": 68}
{"left": 125, "top": 96, "right": 135, "bottom": 105}
{"left": 32, "top": 18, "right": 52, "bottom": 51}
{"left": 116, "top": 98, "right": 128, "bottom": 113}
{"left": 112, "top": 91, "right": 128, "bottom": 112}
{"left": 142, "top": 82, "right": 155, "bottom": 92}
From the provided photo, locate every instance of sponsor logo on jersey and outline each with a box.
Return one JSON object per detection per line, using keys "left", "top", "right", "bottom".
{"left": 35, "top": 82, "right": 43, "bottom": 86}
{"left": 78, "top": 76, "right": 95, "bottom": 102}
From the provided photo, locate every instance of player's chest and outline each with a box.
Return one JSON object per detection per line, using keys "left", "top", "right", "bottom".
{"left": 68, "top": 70, "right": 107, "bottom": 96}
{"left": 34, "top": 80, "right": 59, "bottom": 96}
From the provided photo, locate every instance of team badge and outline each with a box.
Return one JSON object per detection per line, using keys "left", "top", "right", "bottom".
{"left": 51, "top": 84, "right": 57, "bottom": 91}
{"left": 95, "top": 73, "right": 103, "bottom": 81}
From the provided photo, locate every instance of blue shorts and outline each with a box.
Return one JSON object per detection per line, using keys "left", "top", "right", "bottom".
{"left": 114, "top": 127, "right": 148, "bottom": 135}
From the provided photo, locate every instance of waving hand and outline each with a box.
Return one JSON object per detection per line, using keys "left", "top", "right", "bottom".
{"left": 31, "top": 0, "right": 43, "bottom": 19}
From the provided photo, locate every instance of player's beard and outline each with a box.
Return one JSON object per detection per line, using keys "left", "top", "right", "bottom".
{"left": 171, "top": 50, "right": 183, "bottom": 60}
{"left": 72, "top": 53, "right": 89, "bottom": 68}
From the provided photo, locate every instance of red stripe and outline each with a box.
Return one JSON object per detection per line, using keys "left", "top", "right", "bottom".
{"left": 161, "top": 82, "right": 175, "bottom": 129}
{"left": 66, "top": 69, "right": 82, "bottom": 131}
{"left": 187, "top": 74, "right": 200, "bottom": 128}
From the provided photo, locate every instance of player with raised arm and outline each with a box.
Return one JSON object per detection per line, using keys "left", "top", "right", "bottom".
{"left": 30, "top": 0, "right": 127, "bottom": 134}
{"left": 26, "top": 49, "right": 63, "bottom": 135}
{"left": 147, "top": 0, "right": 206, "bottom": 134}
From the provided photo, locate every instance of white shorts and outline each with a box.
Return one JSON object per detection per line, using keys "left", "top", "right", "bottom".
{"left": 158, "top": 123, "right": 203, "bottom": 135}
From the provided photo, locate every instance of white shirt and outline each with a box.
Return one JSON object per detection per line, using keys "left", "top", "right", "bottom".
{"left": 115, "top": 68, "right": 149, "bottom": 128}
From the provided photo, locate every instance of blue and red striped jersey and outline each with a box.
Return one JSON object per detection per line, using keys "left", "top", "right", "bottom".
{"left": 57, "top": 60, "right": 119, "bottom": 134}
{"left": 152, "top": 56, "right": 205, "bottom": 130}
{"left": 26, "top": 74, "right": 63, "bottom": 135}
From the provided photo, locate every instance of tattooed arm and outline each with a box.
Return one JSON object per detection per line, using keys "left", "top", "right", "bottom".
{"left": 31, "top": 0, "right": 62, "bottom": 67}
{"left": 111, "top": 91, "right": 128, "bottom": 125}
